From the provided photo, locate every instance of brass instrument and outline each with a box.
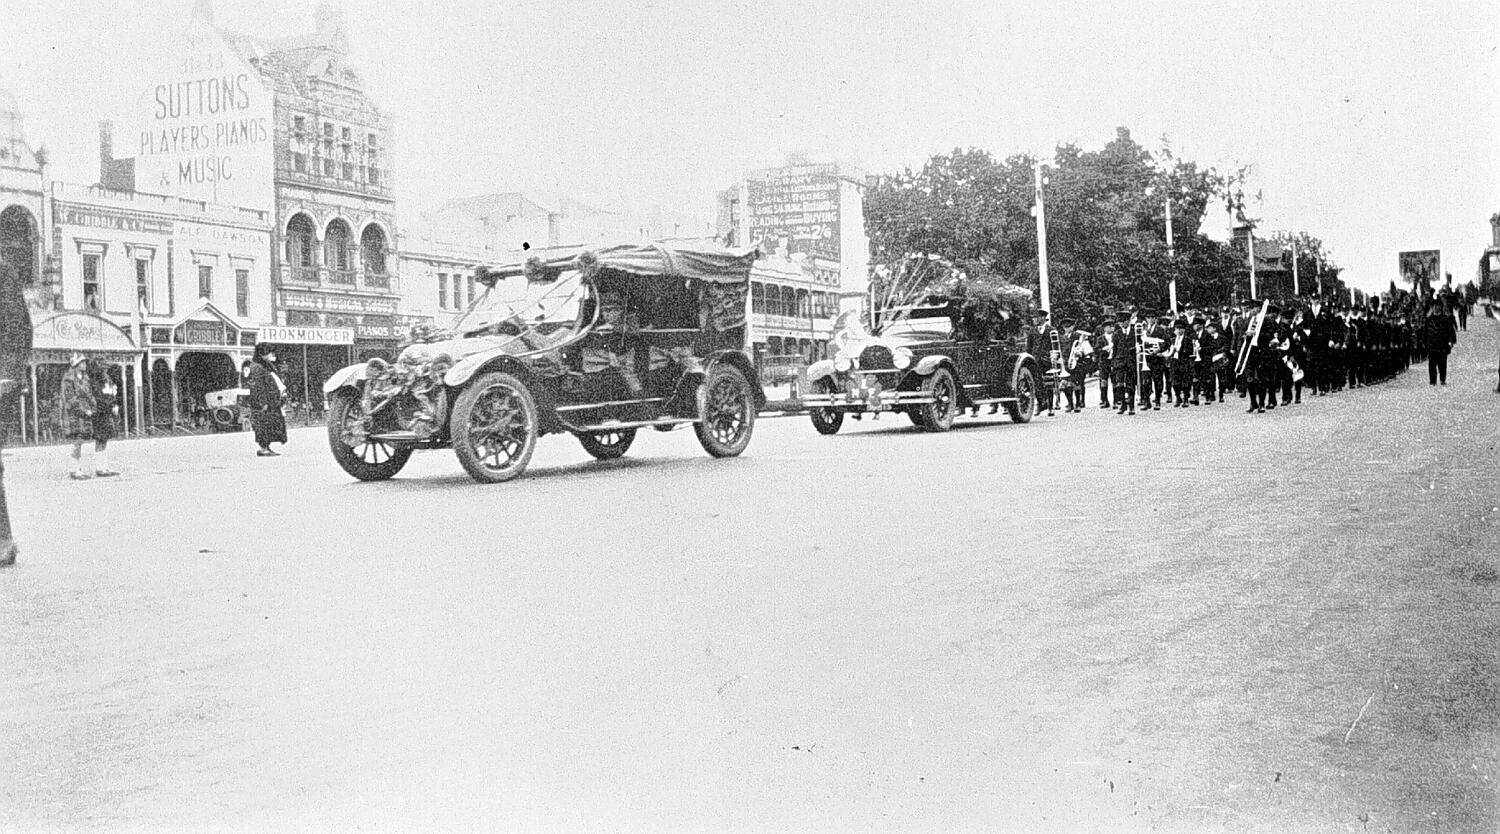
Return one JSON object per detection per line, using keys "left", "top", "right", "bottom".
{"left": 1066, "top": 330, "right": 1092, "bottom": 372}
{"left": 1234, "top": 300, "right": 1270, "bottom": 377}
{"left": 1047, "top": 327, "right": 1064, "bottom": 379}
{"left": 1133, "top": 319, "right": 1148, "bottom": 372}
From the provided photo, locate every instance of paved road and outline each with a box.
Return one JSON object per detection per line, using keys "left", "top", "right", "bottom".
{"left": 3, "top": 324, "right": 1498, "bottom": 832}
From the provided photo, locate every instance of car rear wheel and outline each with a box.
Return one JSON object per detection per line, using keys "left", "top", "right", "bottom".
{"left": 1005, "top": 366, "right": 1037, "bottom": 424}
{"left": 578, "top": 427, "right": 636, "bottom": 460}
{"left": 451, "top": 371, "right": 538, "bottom": 483}
{"left": 327, "top": 389, "right": 412, "bottom": 481}
{"left": 809, "top": 379, "right": 843, "bottom": 435}
{"left": 695, "top": 364, "right": 756, "bottom": 457}
{"left": 918, "top": 367, "right": 957, "bottom": 432}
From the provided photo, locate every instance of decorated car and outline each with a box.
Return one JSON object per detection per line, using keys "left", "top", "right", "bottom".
{"left": 801, "top": 296, "right": 1041, "bottom": 433}
{"left": 322, "top": 243, "right": 764, "bottom": 483}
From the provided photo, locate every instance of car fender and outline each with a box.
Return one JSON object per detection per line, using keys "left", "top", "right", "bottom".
{"left": 321, "top": 362, "right": 369, "bottom": 394}
{"left": 705, "top": 350, "right": 766, "bottom": 410}
{"left": 444, "top": 346, "right": 526, "bottom": 388}
{"left": 805, "top": 359, "right": 837, "bottom": 385}
{"left": 1009, "top": 352, "right": 1039, "bottom": 393}
{"left": 913, "top": 355, "right": 952, "bottom": 376}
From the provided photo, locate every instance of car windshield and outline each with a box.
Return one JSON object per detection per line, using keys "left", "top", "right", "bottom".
{"left": 878, "top": 314, "right": 953, "bottom": 342}
{"left": 452, "top": 270, "right": 588, "bottom": 339}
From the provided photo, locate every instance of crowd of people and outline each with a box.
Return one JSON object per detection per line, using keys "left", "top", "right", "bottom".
{"left": 1027, "top": 286, "right": 1474, "bottom": 417}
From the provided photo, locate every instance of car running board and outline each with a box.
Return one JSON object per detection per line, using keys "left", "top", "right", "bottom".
{"left": 966, "top": 397, "right": 1020, "bottom": 405}
{"left": 565, "top": 417, "right": 700, "bottom": 432}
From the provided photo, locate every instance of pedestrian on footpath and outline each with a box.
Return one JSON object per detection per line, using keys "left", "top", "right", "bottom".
{"left": 60, "top": 352, "right": 118, "bottom": 480}
{"left": 0, "top": 263, "right": 32, "bottom": 567}
{"left": 1422, "top": 301, "right": 1457, "bottom": 386}
{"left": 247, "top": 342, "right": 288, "bottom": 456}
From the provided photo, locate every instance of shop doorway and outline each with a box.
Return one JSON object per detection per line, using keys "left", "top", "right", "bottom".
{"left": 148, "top": 358, "right": 173, "bottom": 428}
{"left": 175, "top": 352, "right": 238, "bottom": 427}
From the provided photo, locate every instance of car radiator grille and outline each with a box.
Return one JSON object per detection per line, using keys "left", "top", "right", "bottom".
{"left": 859, "top": 345, "right": 895, "bottom": 371}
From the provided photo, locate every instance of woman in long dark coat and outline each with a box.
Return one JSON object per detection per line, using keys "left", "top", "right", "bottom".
{"left": 247, "top": 342, "right": 288, "bottom": 456}
{"left": 0, "top": 263, "right": 31, "bottom": 566}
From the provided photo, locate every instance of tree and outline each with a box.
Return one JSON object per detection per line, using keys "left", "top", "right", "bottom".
{"left": 864, "top": 128, "right": 1264, "bottom": 325}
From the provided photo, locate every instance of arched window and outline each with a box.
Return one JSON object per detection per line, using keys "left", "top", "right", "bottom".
{"left": 360, "top": 224, "right": 388, "bottom": 277}
{"left": 324, "top": 219, "right": 353, "bottom": 282}
{"left": 285, "top": 214, "right": 316, "bottom": 275}
{"left": 751, "top": 282, "right": 765, "bottom": 314}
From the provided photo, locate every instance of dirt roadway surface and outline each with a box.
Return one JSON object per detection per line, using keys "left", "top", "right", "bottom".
{"left": 2, "top": 326, "right": 1497, "bottom": 833}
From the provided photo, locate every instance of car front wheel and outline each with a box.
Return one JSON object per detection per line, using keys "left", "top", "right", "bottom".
{"left": 809, "top": 379, "right": 844, "bottom": 435}
{"left": 918, "top": 367, "right": 957, "bottom": 431}
{"left": 1005, "top": 367, "right": 1037, "bottom": 424}
{"left": 327, "top": 389, "right": 412, "bottom": 481}
{"left": 695, "top": 364, "right": 756, "bottom": 457}
{"left": 451, "top": 371, "right": 538, "bottom": 483}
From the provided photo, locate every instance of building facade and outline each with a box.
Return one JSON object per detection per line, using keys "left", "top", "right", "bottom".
{"left": 717, "top": 154, "right": 870, "bottom": 322}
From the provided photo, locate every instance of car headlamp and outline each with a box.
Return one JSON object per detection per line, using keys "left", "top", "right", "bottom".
{"left": 834, "top": 354, "right": 854, "bottom": 373}
{"left": 892, "top": 347, "right": 913, "bottom": 370}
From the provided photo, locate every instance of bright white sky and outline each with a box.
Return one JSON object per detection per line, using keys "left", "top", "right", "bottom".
{"left": 3, "top": 0, "right": 1496, "bottom": 293}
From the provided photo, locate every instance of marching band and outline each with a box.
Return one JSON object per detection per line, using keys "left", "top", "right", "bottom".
{"left": 1030, "top": 294, "right": 1427, "bottom": 417}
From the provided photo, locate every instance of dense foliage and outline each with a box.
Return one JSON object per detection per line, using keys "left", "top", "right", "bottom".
{"left": 865, "top": 128, "right": 1345, "bottom": 324}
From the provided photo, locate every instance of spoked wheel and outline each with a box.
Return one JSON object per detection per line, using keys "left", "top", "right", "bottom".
{"left": 451, "top": 371, "right": 538, "bottom": 483}
{"left": 808, "top": 379, "right": 844, "bottom": 435}
{"left": 907, "top": 409, "right": 928, "bottom": 429}
{"left": 1005, "top": 366, "right": 1038, "bottom": 424}
{"left": 578, "top": 427, "right": 637, "bottom": 460}
{"left": 327, "top": 390, "right": 413, "bottom": 481}
{"left": 918, "top": 367, "right": 957, "bottom": 431}
{"left": 694, "top": 364, "right": 756, "bottom": 458}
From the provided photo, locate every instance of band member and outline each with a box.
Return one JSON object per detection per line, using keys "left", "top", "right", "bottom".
{"left": 1230, "top": 299, "right": 1256, "bottom": 397}
{"left": 1028, "top": 309, "right": 1059, "bottom": 416}
{"left": 1207, "top": 319, "right": 1234, "bottom": 401}
{"left": 1260, "top": 305, "right": 1291, "bottom": 411}
{"left": 1094, "top": 317, "right": 1118, "bottom": 409}
{"left": 1059, "top": 316, "right": 1091, "bottom": 412}
{"left": 1140, "top": 312, "right": 1170, "bottom": 410}
{"left": 1112, "top": 311, "right": 1138, "bottom": 415}
{"left": 1287, "top": 308, "right": 1311, "bottom": 403}
{"left": 1167, "top": 317, "right": 1194, "bottom": 406}
{"left": 1192, "top": 316, "right": 1220, "bottom": 404}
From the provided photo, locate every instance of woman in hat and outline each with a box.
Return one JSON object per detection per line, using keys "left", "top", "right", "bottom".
{"left": 61, "top": 352, "right": 118, "bottom": 479}
{"left": 246, "top": 342, "right": 289, "bottom": 456}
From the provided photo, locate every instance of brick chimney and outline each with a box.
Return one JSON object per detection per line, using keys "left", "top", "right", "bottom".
{"left": 98, "top": 121, "right": 135, "bottom": 192}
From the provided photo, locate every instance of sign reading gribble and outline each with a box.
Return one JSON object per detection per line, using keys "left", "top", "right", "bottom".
{"left": 745, "top": 164, "right": 842, "bottom": 260}
{"left": 123, "top": 30, "right": 275, "bottom": 212}
{"left": 1398, "top": 250, "right": 1441, "bottom": 289}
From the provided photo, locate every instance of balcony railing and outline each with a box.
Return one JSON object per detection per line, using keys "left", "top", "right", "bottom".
{"left": 287, "top": 266, "right": 319, "bottom": 284}
{"left": 327, "top": 269, "right": 356, "bottom": 285}
{"left": 363, "top": 271, "right": 390, "bottom": 289}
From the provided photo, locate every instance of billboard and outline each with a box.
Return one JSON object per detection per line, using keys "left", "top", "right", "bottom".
{"left": 1398, "top": 250, "right": 1441, "bottom": 290}
{"left": 119, "top": 27, "right": 275, "bottom": 212}
{"left": 745, "top": 163, "right": 842, "bottom": 260}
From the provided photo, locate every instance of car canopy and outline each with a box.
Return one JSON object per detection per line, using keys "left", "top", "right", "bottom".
{"left": 477, "top": 243, "right": 760, "bottom": 287}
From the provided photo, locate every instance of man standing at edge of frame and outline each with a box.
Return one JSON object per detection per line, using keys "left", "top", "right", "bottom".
{"left": 0, "top": 263, "right": 32, "bottom": 567}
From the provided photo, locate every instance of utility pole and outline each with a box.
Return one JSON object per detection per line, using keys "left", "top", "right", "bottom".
{"left": 1033, "top": 163, "right": 1051, "bottom": 312}
{"left": 1164, "top": 194, "right": 1178, "bottom": 314}
{"left": 1315, "top": 253, "right": 1322, "bottom": 297}
{"left": 1248, "top": 225, "right": 1258, "bottom": 299}
{"left": 1291, "top": 237, "right": 1300, "bottom": 297}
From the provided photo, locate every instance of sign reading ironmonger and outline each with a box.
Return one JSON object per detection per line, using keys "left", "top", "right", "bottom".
{"left": 259, "top": 326, "right": 354, "bottom": 345}
{"left": 745, "top": 163, "right": 841, "bottom": 260}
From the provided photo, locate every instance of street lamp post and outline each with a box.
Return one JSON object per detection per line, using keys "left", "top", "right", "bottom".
{"left": 1248, "top": 225, "right": 1258, "bottom": 299}
{"left": 1291, "top": 237, "right": 1300, "bottom": 297}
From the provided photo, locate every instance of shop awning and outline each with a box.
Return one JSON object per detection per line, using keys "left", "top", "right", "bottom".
{"left": 31, "top": 311, "right": 142, "bottom": 363}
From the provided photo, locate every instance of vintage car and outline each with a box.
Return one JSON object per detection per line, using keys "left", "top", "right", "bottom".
{"left": 800, "top": 299, "right": 1040, "bottom": 433}
{"left": 322, "top": 243, "right": 765, "bottom": 483}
